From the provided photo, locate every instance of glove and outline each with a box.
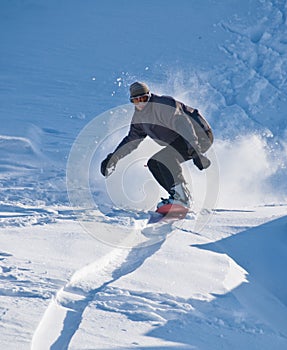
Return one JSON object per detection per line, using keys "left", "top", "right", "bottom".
{"left": 193, "top": 154, "right": 211, "bottom": 170}
{"left": 100, "top": 153, "right": 118, "bottom": 177}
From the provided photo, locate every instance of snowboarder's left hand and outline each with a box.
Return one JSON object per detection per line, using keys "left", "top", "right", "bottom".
{"left": 100, "top": 153, "right": 118, "bottom": 177}
{"left": 193, "top": 154, "right": 211, "bottom": 170}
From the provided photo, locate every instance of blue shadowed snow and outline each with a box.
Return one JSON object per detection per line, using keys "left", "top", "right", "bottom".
{"left": 1, "top": 0, "right": 287, "bottom": 207}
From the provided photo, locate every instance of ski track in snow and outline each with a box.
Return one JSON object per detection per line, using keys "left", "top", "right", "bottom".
{"left": 31, "top": 210, "right": 173, "bottom": 350}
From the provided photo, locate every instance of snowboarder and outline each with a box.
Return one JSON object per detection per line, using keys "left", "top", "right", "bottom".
{"left": 100, "top": 81, "right": 213, "bottom": 209}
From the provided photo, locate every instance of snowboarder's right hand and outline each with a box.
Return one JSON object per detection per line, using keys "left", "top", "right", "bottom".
{"left": 100, "top": 153, "right": 118, "bottom": 177}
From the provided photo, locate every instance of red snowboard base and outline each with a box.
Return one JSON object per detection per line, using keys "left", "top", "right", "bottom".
{"left": 156, "top": 203, "right": 189, "bottom": 219}
{"left": 147, "top": 203, "right": 189, "bottom": 224}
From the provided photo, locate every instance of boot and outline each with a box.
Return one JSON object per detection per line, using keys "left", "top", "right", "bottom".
{"left": 170, "top": 182, "right": 191, "bottom": 206}
{"left": 157, "top": 183, "right": 191, "bottom": 208}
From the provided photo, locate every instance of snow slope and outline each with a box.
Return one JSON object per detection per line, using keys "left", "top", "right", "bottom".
{"left": 0, "top": 0, "right": 287, "bottom": 349}
{"left": 1, "top": 205, "right": 287, "bottom": 349}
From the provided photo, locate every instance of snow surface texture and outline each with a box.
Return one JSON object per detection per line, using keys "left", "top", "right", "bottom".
{"left": 1, "top": 0, "right": 287, "bottom": 349}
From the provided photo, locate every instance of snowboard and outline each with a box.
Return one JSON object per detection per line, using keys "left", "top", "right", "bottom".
{"left": 148, "top": 203, "right": 189, "bottom": 224}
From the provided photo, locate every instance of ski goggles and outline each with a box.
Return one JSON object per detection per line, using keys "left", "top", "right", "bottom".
{"left": 129, "top": 93, "right": 150, "bottom": 104}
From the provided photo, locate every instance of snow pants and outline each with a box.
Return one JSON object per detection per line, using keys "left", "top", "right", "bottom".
{"left": 147, "top": 137, "right": 191, "bottom": 194}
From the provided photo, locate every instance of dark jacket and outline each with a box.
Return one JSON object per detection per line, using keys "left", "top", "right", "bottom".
{"left": 114, "top": 94, "right": 213, "bottom": 159}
